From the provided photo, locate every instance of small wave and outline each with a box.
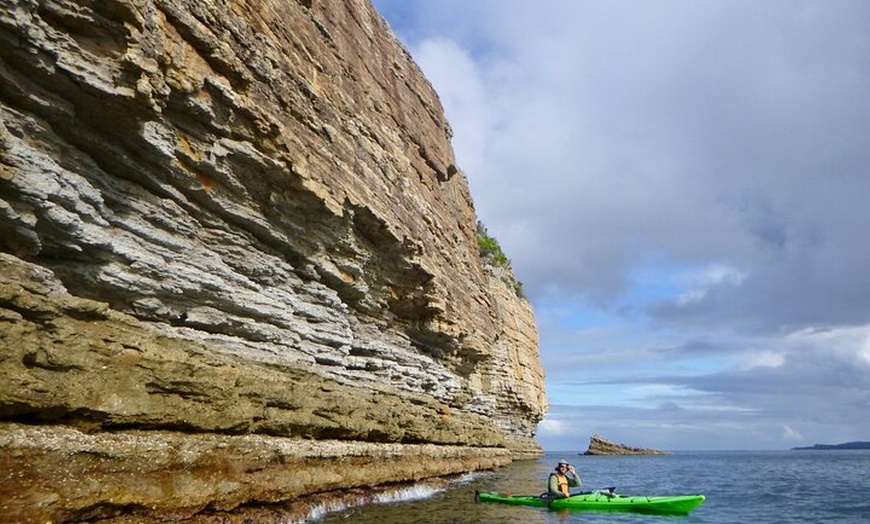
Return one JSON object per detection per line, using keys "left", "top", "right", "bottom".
{"left": 452, "top": 471, "right": 489, "bottom": 485}
{"left": 285, "top": 485, "right": 442, "bottom": 523}
{"left": 373, "top": 484, "right": 444, "bottom": 504}
{"left": 291, "top": 473, "right": 479, "bottom": 523}
{"left": 295, "top": 499, "right": 350, "bottom": 523}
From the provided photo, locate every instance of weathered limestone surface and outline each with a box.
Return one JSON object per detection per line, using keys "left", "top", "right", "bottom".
{"left": 0, "top": 0, "right": 547, "bottom": 521}
{"left": 583, "top": 435, "right": 671, "bottom": 456}
{"left": 1, "top": 423, "right": 515, "bottom": 523}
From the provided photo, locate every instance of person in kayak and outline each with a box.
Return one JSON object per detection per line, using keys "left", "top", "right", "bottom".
{"left": 548, "top": 460, "right": 581, "bottom": 498}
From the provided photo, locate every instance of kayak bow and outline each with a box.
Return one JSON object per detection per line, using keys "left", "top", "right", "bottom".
{"left": 476, "top": 490, "right": 705, "bottom": 515}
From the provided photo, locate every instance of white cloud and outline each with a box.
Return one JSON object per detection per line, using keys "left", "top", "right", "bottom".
{"left": 738, "top": 351, "right": 785, "bottom": 371}
{"left": 784, "top": 326, "right": 870, "bottom": 368}
{"left": 536, "top": 416, "right": 566, "bottom": 437}
{"left": 374, "top": 0, "right": 870, "bottom": 450}
{"left": 676, "top": 264, "right": 747, "bottom": 305}
{"left": 781, "top": 425, "right": 804, "bottom": 442}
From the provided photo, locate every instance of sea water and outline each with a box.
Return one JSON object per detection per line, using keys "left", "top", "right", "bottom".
{"left": 312, "top": 451, "right": 870, "bottom": 523}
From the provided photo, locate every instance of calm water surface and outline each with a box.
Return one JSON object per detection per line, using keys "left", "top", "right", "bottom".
{"left": 314, "top": 451, "right": 870, "bottom": 523}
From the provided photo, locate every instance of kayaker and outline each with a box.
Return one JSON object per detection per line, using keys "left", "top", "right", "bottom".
{"left": 548, "top": 460, "right": 581, "bottom": 498}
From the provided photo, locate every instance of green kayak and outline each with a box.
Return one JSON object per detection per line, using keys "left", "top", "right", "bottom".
{"left": 475, "top": 490, "right": 705, "bottom": 515}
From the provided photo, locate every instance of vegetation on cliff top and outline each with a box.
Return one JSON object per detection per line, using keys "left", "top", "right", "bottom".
{"left": 476, "top": 221, "right": 524, "bottom": 298}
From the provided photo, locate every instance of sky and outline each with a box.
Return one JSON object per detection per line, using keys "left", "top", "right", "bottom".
{"left": 370, "top": 0, "right": 870, "bottom": 451}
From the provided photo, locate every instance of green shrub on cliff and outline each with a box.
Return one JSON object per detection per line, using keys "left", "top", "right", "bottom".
{"left": 476, "top": 221, "right": 525, "bottom": 298}
{"left": 476, "top": 221, "right": 508, "bottom": 265}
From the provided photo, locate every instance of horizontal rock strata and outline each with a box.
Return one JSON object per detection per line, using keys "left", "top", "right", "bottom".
{"left": 1, "top": 423, "right": 512, "bottom": 523}
{"left": 583, "top": 434, "right": 671, "bottom": 456}
{"left": 0, "top": 0, "right": 547, "bottom": 521}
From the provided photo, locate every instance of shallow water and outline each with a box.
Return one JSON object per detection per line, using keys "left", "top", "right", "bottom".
{"left": 313, "top": 451, "right": 870, "bottom": 523}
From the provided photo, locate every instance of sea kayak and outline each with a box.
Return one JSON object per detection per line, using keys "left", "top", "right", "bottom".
{"left": 475, "top": 490, "right": 705, "bottom": 515}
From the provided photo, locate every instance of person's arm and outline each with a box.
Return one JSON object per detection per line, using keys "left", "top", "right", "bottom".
{"left": 566, "top": 465, "right": 582, "bottom": 488}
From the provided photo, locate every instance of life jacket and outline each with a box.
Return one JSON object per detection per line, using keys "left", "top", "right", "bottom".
{"left": 551, "top": 472, "right": 570, "bottom": 496}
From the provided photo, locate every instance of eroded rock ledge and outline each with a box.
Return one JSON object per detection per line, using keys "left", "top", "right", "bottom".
{"left": 1, "top": 423, "right": 513, "bottom": 523}
{"left": 0, "top": 0, "right": 547, "bottom": 521}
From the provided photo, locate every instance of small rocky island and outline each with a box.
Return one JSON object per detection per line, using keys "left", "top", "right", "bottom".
{"left": 583, "top": 434, "right": 671, "bottom": 455}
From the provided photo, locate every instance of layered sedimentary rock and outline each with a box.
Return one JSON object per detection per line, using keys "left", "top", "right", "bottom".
{"left": 583, "top": 435, "right": 670, "bottom": 456}
{"left": 0, "top": 0, "right": 547, "bottom": 521}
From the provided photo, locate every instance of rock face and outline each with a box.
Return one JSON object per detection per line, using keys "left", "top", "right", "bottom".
{"left": 0, "top": 0, "right": 547, "bottom": 521}
{"left": 583, "top": 435, "right": 670, "bottom": 456}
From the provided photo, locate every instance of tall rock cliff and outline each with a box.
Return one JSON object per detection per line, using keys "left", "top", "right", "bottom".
{"left": 0, "top": 0, "right": 547, "bottom": 522}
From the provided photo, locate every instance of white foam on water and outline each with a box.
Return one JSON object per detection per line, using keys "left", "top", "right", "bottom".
{"left": 289, "top": 473, "right": 481, "bottom": 523}
{"left": 373, "top": 484, "right": 444, "bottom": 504}
{"left": 452, "top": 471, "right": 488, "bottom": 485}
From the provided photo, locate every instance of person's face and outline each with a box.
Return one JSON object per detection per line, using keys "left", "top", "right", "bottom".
{"left": 558, "top": 464, "right": 569, "bottom": 472}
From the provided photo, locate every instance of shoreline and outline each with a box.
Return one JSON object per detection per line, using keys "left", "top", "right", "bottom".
{"left": 0, "top": 423, "right": 533, "bottom": 523}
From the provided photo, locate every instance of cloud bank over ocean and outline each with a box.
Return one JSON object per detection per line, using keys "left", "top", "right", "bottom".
{"left": 374, "top": 0, "right": 870, "bottom": 450}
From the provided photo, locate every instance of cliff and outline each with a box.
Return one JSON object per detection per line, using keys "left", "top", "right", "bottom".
{"left": 583, "top": 435, "right": 670, "bottom": 456}
{"left": 0, "top": 0, "right": 547, "bottom": 522}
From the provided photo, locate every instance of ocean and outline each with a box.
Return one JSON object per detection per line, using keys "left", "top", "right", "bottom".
{"left": 313, "top": 450, "right": 870, "bottom": 523}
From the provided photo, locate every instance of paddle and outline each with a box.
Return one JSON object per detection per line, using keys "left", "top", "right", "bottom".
{"left": 562, "top": 487, "right": 618, "bottom": 498}
{"left": 544, "top": 487, "right": 619, "bottom": 509}
{"left": 544, "top": 486, "right": 617, "bottom": 500}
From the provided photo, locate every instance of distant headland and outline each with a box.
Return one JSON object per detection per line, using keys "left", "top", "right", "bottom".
{"left": 792, "top": 441, "right": 870, "bottom": 450}
{"left": 582, "top": 434, "right": 671, "bottom": 455}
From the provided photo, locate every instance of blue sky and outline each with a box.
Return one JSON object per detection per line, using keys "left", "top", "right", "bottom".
{"left": 371, "top": 0, "right": 870, "bottom": 451}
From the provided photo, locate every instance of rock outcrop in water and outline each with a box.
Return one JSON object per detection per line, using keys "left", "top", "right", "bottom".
{"left": 0, "top": 0, "right": 547, "bottom": 521}
{"left": 583, "top": 434, "right": 670, "bottom": 455}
